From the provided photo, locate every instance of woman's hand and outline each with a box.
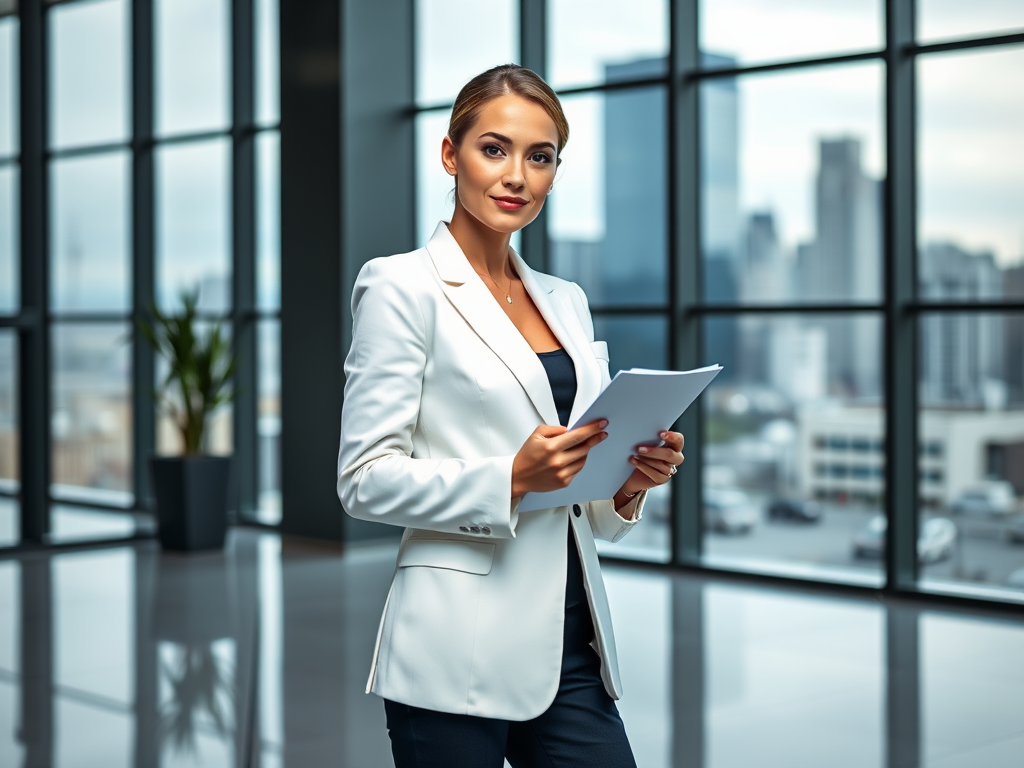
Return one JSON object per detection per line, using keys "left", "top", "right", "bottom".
{"left": 613, "top": 431, "right": 684, "bottom": 512}
{"left": 511, "top": 420, "right": 609, "bottom": 498}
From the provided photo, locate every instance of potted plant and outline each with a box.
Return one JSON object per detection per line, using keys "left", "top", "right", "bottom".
{"left": 138, "top": 288, "right": 237, "bottom": 551}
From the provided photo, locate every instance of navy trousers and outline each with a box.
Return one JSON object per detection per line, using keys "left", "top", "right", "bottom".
{"left": 383, "top": 528, "right": 637, "bottom": 768}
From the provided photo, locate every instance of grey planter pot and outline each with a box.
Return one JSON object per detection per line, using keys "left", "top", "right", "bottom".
{"left": 150, "top": 456, "right": 231, "bottom": 551}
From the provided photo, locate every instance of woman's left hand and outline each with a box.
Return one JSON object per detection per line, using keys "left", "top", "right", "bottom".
{"left": 614, "top": 431, "right": 684, "bottom": 508}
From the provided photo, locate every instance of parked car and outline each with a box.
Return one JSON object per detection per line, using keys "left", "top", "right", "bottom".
{"left": 852, "top": 515, "right": 957, "bottom": 564}
{"left": 1006, "top": 568, "right": 1024, "bottom": 589}
{"left": 1006, "top": 516, "right": 1024, "bottom": 545}
{"left": 704, "top": 488, "right": 759, "bottom": 534}
{"left": 767, "top": 498, "right": 822, "bottom": 523}
{"left": 950, "top": 481, "right": 1016, "bottom": 517}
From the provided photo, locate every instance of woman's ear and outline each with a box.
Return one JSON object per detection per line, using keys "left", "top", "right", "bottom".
{"left": 440, "top": 135, "right": 458, "bottom": 177}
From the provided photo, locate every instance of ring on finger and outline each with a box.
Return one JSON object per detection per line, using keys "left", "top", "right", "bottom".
{"left": 668, "top": 465, "right": 677, "bottom": 476}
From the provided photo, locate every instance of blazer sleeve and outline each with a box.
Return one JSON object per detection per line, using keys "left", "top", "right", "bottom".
{"left": 568, "top": 282, "right": 647, "bottom": 543}
{"left": 337, "top": 258, "right": 520, "bottom": 539}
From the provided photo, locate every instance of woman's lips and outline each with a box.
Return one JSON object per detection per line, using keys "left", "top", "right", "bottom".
{"left": 491, "top": 196, "right": 528, "bottom": 210}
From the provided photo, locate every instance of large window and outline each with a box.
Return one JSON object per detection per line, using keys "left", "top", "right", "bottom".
{"left": 410, "top": 1, "right": 1024, "bottom": 601}
{"left": 2, "top": 0, "right": 281, "bottom": 544}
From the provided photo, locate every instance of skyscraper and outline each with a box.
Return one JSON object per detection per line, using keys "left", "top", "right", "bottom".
{"left": 801, "top": 138, "right": 882, "bottom": 397}
{"left": 919, "top": 243, "right": 1005, "bottom": 407}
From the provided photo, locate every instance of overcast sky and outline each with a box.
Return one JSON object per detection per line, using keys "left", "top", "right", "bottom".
{"left": 1, "top": 0, "right": 1022, "bottom": 315}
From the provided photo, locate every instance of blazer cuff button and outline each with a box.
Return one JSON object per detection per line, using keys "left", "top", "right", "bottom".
{"left": 459, "top": 525, "right": 470, "bottom": 532}
{"left": 481, "top": 527, "right": 491, "bottom": 535}
{"left": 469, "top": 526, "right": 481, "bottom": 533}
{"left": 573, "top": 504, "right": 582, "bottom": 518}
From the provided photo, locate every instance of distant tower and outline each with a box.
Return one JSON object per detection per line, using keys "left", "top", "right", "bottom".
{"left": 603, "top": 57, "right": 669, "bottom": 306}
{"left": 919, "top": 243, "right": 1004, "bottom": 407}
{"left": 802, "top": 138, "right": 882, "bottom": 397}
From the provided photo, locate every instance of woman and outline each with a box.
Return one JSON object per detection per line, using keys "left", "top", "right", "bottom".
{"left": 337, "top": 64, "right": 684, "bottom": 767}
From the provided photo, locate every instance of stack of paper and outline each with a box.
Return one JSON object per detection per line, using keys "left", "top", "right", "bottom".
{"left": 518, "top": 365, "right": 722, "bottom": 513}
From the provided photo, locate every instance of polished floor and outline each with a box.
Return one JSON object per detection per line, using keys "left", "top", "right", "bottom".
{"left": 0, "top": 528, "right": 1022, "bottom": 768}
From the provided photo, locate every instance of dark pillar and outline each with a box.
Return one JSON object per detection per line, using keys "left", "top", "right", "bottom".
{"left": 518, "top": 0, "right": 548, "bottom": 271}
{"left": 279, "top": 0, "right": 344, "bottom": 541}
{"left": 18, "top": 0, "right": 48, "bottom": 543}
{"left": 339, "top": 0, "right": 415, "bottom": 542}
{"left": 280, "top": 0, "right": 414, "bottom": 542}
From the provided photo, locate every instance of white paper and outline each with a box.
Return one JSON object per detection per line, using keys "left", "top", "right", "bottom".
{"left": 518, "top": 365, "right": 723, "bottom": 513}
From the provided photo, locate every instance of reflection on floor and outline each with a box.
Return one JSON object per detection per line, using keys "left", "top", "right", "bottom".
{"left": 0, "top": 528, "right": 1022, "bottom": 768}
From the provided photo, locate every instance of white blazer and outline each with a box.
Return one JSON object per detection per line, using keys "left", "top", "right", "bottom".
{"left": 337, "top": 221, "right": 646, "bottom": 722}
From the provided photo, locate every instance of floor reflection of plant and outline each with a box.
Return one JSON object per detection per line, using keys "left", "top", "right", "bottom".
{"left": 160, "top": 643, "right": 235, "bottom": 756}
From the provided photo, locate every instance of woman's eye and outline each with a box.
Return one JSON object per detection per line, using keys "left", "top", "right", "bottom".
{"left": 532, "top": 153, "right": 553, "bottom": 164}
{"left": 483, "top": 145, "right": 503, "bottom": 157}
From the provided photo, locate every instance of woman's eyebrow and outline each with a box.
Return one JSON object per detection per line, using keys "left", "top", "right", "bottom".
{"left": 478, "top": 131, "right": 556, "bottom": 153}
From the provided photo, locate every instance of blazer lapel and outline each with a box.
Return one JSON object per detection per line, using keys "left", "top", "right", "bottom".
{"left": 510, "top": 250, "right": 603, "bottom": 429}
{"left": 426, "top": 223, "right": 560, "bottom": 426}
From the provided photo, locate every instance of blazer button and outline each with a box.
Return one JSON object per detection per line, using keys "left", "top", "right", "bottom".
{"left": 573, "top": 504, "right": 582, "bottom": 518}
{"left": 459, "top": 526, "right": 469, "bottom": 532}
{"left": 469, "top": 526, "right": 481, "bottom": 533}
{"left": 481, "top": 527, "right": 491, "bottom": 535}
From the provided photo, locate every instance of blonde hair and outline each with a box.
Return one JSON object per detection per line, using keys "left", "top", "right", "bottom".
{"left": 448, "top": 64, "right": 569, "bottom": 161}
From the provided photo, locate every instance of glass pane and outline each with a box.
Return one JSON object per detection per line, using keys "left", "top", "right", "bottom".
{"left": 701, "top": 0, "right": 882, "bottom": 69}
{"left": 415, "top": 0, "right": 518, "bottom": 106}
{"left": 50, "top": 152, "right": 130, "bottom": 313}
{"left": 0, "top": 331, "right": 16, "bottom": 495}
{"left": 258, "top": 320, "right": 280, "bottom": 524}
{"left": 0, "top": 561, "right": 15, "bottom": 669}
{"left": 257, "top": 131, "right": 280, "bottom": 310}
{"left": 156, "top": 321, "right": 233, "bottom": 456}
{"left": 702, "top": 314, "right": 885, "bottom": 586}
{"left": 0, "top": 496, "right": 15, "bottom": 548}
{"left": 592, "top": 314, "right": 670, "bottom": 562}
{"left": 918, "top": 0, "right": 1024, "bottom": 44}
{"left": 156, "top": 140, "right": 231, "bottom": 312}
{"left": 0, "top": 165, "right": 16, "bottom": 312}
{"left": 0, "top": 17, "right": 17, "bottom": 156}
{"left": 416, "top": 109, "right": 454, "bottom": 247}
{"left": 155, "top": 0, "right": 229, "bottom": 136}
{"left": 49, "top": 0, "right": 129, "bottom": 150}
{"left": 548, "top": 88, "right": 668, "bottom": 308}
{"left": 51, "top": 322, "right": 133, "bottom": 504}
{"left": 547, "top": 0, "right": 668, "bottom": 90}
{"left": 918, "top": 46, "right": 1024, "bottom": 301}
{"left": 919, "top": 313, "right": 1024, "bottom": 598}
{"left": 702, "top": 63, "right": 885, "bottom": 305}
{"left": 255, "top": 0, "right": 279, "bottom": 125}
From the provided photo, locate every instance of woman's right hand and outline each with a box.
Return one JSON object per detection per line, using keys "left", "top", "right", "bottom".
{"left": 511, "top": 420, "right": 609, "bottom": 498}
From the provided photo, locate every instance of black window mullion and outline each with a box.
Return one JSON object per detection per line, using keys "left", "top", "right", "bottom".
{"left": 132, "top": 0, "right": 156, "bottom": 510}
{"left": 883, "top": 0, "right": 919, "bottom": 592}
{"left": 232, "top": 0, "right": 258, "bottom": 520}
{"left": 669, "top": 0, "right": 702, "bottom": 567}
{"left": 518, "top": 0, "right": 548, "bottom": 272}
{"left": 19, "top": 0, "right": 50, "bottom": 543}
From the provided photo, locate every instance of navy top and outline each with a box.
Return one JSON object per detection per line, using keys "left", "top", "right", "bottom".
{"left": 536, "top": 348, "right": 595, "bottom": 652}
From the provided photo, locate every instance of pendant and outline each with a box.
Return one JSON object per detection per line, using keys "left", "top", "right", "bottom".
{"left": 506, "top": 295, "right": 513, "bottom": 304}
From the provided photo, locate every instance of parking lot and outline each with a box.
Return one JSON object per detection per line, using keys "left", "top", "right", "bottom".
{"left": 622, "top": 501, "right": 1024, "bottom": 590}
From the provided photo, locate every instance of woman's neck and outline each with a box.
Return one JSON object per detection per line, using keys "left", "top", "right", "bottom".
{"left": 447, "top": 206, "right": 515, "bottom": 281}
